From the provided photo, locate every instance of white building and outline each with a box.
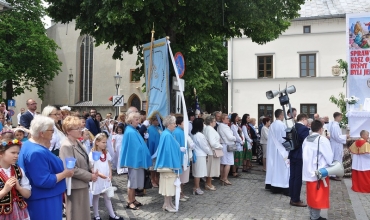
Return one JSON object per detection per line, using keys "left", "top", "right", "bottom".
{"left": 227, "top": 0, "right": 369, "bottom": 120}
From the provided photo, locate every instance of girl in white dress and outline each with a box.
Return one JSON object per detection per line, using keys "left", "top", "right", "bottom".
{"left": 89, "top": 133, "right": 123, "bottom": 220}
{"left": 0, "top": 139, "right": 31, "bottom": 220}
{"left": 112, "top": 125, "right": 126, "bottom": 174}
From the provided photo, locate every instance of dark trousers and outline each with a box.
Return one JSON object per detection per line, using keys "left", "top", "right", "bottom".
{"left": 289, "top": 158, "right": 303, "bottom": 202}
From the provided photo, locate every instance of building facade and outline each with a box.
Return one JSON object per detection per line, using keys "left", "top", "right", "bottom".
{"left": 41, "top": 21, "right": 145, "bottom": 116}
{"left": 227, "top": 0, "right": 370, "bottom": 120}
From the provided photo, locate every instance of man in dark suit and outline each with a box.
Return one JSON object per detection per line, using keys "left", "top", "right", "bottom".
{"left": 289, "top": 113, "right": 310, "bottom": 207}
{"left": 20, "top": 99, "right": 37, "bottom": 129}
{"left": 85, "top": 108, "right": 101, "bottom": 136}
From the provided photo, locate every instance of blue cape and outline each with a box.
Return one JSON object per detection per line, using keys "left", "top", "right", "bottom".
{"left": 154, "top": 129, "right": 182, "bottom": 174}
{"left": 147, "top": 125, "right": 162, "bottom": 156}
{"left": 173, "top": 126, "right": 188, "bottom": 166}
{"left": 120, "top": 125, "right": 152, "bottom": 169}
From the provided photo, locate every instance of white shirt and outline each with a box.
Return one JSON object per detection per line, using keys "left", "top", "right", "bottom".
{"left": 0, "top": 166, "right": 31, "bottom": 191}
{"left": 191, "top": 132, "right": 212, "bottom": 156}
{"left": 302, "top": 133, "right": 334, "bottom": 182}
{"left": 17, "top": 113, "right": 22, "bottom": 125}
{"left": 260, "top": 126, "right": 269, "bottom": 145}
{"left": 329, "top": 121, "right": 346, "bottom": 145}
{"left": 203, "top": 125, "right": 223, "bottom": 153}
{"left": 49, "top": 125, "right": 66, "bottom": 151}
{"left": 241, "top": 125, "right": 253, "bottom": 144}
{"left": 217, "top": 123, "right": 236, "bottom": 145}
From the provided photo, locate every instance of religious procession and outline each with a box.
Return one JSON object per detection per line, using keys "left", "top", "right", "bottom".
{"left": 3, "top": 0, "right": 370, "bottom": 219}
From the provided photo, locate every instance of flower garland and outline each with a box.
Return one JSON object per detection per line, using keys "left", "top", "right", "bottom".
{"left": 1, "top": 139, "right": 22, "bottom": 147}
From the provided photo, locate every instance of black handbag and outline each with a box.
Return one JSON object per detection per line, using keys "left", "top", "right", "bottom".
{"left": 143, "top": 170, "right": 152, "bottom": 189}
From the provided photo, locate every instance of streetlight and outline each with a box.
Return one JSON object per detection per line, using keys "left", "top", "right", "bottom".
{"left": 68, "top": 68, "right": 74, "bottom": 105}
{"left": 114, "top": 72, "right": 122, "bottom": 117}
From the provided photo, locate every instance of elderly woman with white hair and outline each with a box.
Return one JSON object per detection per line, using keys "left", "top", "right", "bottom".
{"left": 203, "top": 115, "right": 222, "bottom": 190}
{"left": 154, "top": 115, "right": 182, "bottom": 212}
{"left": 120, "top": 112, "right": 152, "bottom": 210}
{"left": 18, "top": 115, "right": 74, "bottom": 220}
{"left": 42, "top": 105, "right": 66, "bottom": 156}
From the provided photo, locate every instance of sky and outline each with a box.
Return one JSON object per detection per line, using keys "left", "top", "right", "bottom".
{"left": 42, "top": 1, "right": 51, "bottom": 29}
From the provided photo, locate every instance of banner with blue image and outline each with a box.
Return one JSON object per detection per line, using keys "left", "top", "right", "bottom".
{"left": 143, "top": 38, "right": 170, "bottom": 118}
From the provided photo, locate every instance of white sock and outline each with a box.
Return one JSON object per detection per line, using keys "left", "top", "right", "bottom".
{"left": 103, "top": 193, "right": 116, "bottom": 217}
{"left": 93, "top": 194, "right": 100, "bottom": 217}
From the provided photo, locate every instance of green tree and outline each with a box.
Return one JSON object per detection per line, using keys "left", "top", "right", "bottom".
{"left": 45, "top": 0, "right": 304, "bottom": 110}
{"left": 0, "top": 0, "right": 62, "bottom": 100}
{"left": 329, "top": 59, "right": 349, "bottom": 128}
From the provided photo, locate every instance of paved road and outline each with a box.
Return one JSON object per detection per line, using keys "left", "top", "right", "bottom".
{"left": 86, "top": 162, "right": 367, "bottom": 220}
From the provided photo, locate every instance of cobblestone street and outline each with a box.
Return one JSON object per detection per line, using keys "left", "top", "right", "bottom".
{"left": 85, "top": 162, "right": 369, "bottom": 220}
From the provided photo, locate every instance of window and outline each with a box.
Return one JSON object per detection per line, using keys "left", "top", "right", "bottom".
{"left": 303, "top": 25, "right": 311, "bottom": 33}
{"left": 130, "top": 95, "right": 141, "bottom": 111}
{"left": 300, "top": 104, "right": 317, "bottom": 119}
{"left": 258, "top": 104, "right": 274, "bottom": 121}
{"left": 130, "top": 69, "right": 140, "bottom": 82}
{"left": 300, "top": 54, "right": 316, "bottom": 77}
{"left": 79, "top": 35, "right": 94, "bottom": 101}
{"left": 257, "top": 56, "right": 273, "bottom": 78}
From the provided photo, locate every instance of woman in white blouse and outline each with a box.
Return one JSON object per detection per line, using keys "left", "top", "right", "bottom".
{"left": 217, "top": 114, "right": 236, "bottom": 185}
{"left": 203, "top": 115, "right": 222, "bottom": 191}
{"left": 191, "top": 118, "right": 212, "bottom": 195}
{"left": 260, "top": 117, "right": 271, "bottom": 172}
{"left": 41, "top": 105, "right": 66, "bottom": 156}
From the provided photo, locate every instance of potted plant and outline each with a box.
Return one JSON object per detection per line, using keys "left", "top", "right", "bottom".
{"left": 344, "top": 96, "right": 360, "bottom": 111}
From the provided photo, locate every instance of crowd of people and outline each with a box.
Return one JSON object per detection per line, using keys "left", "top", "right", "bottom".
{"left": 0, "top": 98, "right": 368, "bottom": 220}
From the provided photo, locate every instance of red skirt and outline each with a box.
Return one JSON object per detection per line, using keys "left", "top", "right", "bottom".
{"left": 352, "top": 169, "right": 370, "bottom": 193}
{"left": 306, "top": 177, "right": 330, "bottom": 209}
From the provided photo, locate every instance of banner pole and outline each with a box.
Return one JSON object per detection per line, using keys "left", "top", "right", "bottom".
{"left": 146, "top": 24, "right": 155, "bottom": 113}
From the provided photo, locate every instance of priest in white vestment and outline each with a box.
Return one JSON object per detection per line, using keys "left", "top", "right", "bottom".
{"left": 265, "top": 109, "right": 290, "bottom": 195}
{"left": 328, "top": 112, "right": 348, "bottom": 181}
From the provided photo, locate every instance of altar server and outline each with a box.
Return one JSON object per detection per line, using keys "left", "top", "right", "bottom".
{"left": 302, "top": 120, "right": 333, "bottom": 220}
{"left": 328, "top": 112, "right": 348, "bottom": 180}
{"left": 349, "top": 130, "right": 370, "bottom": 193}
{"left": 265, "top": 109, "right": 289, "bottom": 195}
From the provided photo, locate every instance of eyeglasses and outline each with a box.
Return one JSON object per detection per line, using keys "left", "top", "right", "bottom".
{"left": 49, "top": 113, "right": 61, "bottom": 116}
{"left": 46, "top": 129, "right": 54, "bottom": 132}
{"left": 71, "top": 128, "right": 84, "bottom": 131}
{"left": 28, "top": 103, "right": 37, "bottom": 105}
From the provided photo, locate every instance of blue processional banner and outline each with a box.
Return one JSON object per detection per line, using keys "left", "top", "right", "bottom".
{"left": 143, "top": 38, "right": 170, "bottom": 117}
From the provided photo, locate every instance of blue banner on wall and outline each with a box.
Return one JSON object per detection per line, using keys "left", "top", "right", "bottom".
{"left": 143, "top": 38, "right": 170, "bottom": 117}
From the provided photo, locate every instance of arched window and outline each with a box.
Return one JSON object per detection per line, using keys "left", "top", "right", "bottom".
{"left": 79, "top": 35, "right": 94, "bottom": 101}
{"left": 130, "top": 95, "right": 141, "bottom": 111}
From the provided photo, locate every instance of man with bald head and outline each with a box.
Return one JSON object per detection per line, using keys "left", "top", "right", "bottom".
{"left": 20, "top": 99, "right": 37, "bottom": 129}
{"left": 313, "top": 113, "right": 319, "bottom": 120}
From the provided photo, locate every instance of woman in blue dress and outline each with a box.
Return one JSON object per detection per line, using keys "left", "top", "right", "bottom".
{"left": 154, "top": 115, "right": 183, "bottom": 212}
{"left": 147, "top": 116, "right": 162, "bottom": 187}
{"left": 120, "top": 112, "right": 152, "bottom": 210}
{"left": 18, "top": 115, "right": 74, "bottom": 220}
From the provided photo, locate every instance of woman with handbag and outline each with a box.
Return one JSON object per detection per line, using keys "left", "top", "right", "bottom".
{"left": 218, "top": 114, "right": 237, "bottom": 186}
{"left": 203, "top": 115, "right": 223, "bottom": 191}
{"left": 191, "top": 118, "right": 212, "bottom": 195}
{"left": 154, "top": 115, "right": 183, "bottom": 212}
